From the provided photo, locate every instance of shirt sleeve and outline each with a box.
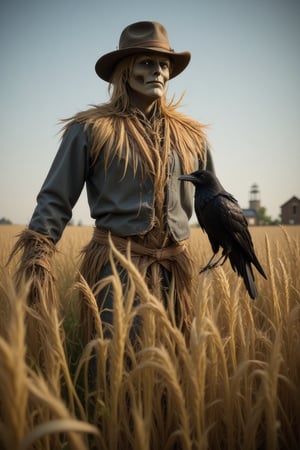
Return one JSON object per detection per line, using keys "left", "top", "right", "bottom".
{"left": 29, "top": 122, "right": 90, "bottom": 243}
{"left": 205, "top": 142, "right": 215, "bottom": 173}
{"left": 199, "top": 140, "right": 215, "bottom": 173}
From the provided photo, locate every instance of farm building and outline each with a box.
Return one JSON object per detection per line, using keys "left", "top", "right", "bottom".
{"left": 280, "top": 196, "right": 300, "bottom": 225}
{"left": 242, "top": 208, "right": 257, "bottom": 226}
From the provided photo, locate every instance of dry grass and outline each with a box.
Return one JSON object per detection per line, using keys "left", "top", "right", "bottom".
{"left": 0, "top": 224, "right": 300, "bottom": 449}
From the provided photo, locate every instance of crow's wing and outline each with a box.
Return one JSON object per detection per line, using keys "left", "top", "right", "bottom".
{"left": 216, "top": 193, "right": 267, "bottom": 278}
{"left": 217, "top": 193, "right": 253, "bottom": 251}
{"left": 198, "top": 192, "right": 242, "bottom": 235}
{"left": 195, "top": 191, "right": 240, "bottom": 254}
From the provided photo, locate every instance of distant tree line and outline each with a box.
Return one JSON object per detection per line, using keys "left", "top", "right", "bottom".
{"left": 0, "top": 217, "right": 86, "bottom": 226}
{"left": 0, "top": 217, "right": 12, "bottom": 225}
{"left": 257, "top": 207, "right": 280, "bottom": 226}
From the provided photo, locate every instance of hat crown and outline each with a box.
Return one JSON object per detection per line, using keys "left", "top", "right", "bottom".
{"left": 119, "top": 21, "right": 173, "bottom": 52}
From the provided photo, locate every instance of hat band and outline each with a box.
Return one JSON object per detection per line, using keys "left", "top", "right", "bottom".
{"left": 120, "top": 39, "right": 174, "bottom": 52}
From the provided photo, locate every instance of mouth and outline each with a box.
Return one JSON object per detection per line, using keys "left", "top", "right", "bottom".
{"left": 147, "top": 80, "right": 164, "bottom": 87}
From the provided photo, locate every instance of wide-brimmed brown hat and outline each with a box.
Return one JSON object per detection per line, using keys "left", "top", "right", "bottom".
{"left": 95, "top": 21, "right": 191, "bottom": 82}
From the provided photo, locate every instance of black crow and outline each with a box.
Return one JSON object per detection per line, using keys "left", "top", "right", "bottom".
{"left": 178, "top": 170, "right": 267, "bottom": 299}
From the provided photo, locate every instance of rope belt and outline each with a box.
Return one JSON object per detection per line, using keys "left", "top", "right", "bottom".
{"left": 79, "top": 227, "right": 195, "bottom": 336}
{"left": 92, "top": 227, "right": 188, "bottom": 271}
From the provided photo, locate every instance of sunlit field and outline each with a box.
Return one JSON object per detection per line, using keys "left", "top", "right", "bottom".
{"left": 0, "top": 224, "right": 299, "bottom": 450}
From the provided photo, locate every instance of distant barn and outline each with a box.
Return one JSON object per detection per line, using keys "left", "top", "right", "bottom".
{"left": 280, "top": 196, "right": 300, "bottom": 225}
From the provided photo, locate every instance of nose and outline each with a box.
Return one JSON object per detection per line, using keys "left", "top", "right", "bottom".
{"left": 153, "top": 61, "right": 162, "bottom": 75}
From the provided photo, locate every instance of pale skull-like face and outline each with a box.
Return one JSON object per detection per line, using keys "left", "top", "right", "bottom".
{"left": 128, "top": 54, "right": 171, "bottom": 101}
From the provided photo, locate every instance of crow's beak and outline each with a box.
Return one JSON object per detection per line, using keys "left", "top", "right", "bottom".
{"left": 178, "top": 174, "right": 198, "bottom": 183}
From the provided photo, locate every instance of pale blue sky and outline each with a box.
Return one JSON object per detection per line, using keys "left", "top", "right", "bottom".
{"left": 1, "top": 0, "right": 299, "bottom": 226}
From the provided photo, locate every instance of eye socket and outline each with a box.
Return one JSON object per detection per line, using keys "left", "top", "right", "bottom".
{"left": 160, "top": 61, "right": 170, "bottom": 70}
{"left": 138, "top": 57, "right": 154, "bottom": 66}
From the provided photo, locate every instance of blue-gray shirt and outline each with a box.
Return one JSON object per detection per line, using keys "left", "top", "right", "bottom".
{"left": 29, "top": 122, "right": 214, "bottom": 244}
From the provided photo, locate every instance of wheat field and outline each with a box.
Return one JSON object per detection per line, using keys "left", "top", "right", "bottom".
{"left": 0, "top": 224, "right": 299, "bottom": 450}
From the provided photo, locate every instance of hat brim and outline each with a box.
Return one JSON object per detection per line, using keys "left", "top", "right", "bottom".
{"left": 95, "top": 47, "right": 191, "bottom": 82}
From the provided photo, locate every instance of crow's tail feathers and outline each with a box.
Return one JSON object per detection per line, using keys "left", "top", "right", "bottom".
{"left": 252, "top": 254, "right": 268, "bottom": 280}
{"left": 243, "top": 263, "right": 257, "bottom": 300}
{"left": 230, "top": 254, "right": 258, "bottom": 299}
